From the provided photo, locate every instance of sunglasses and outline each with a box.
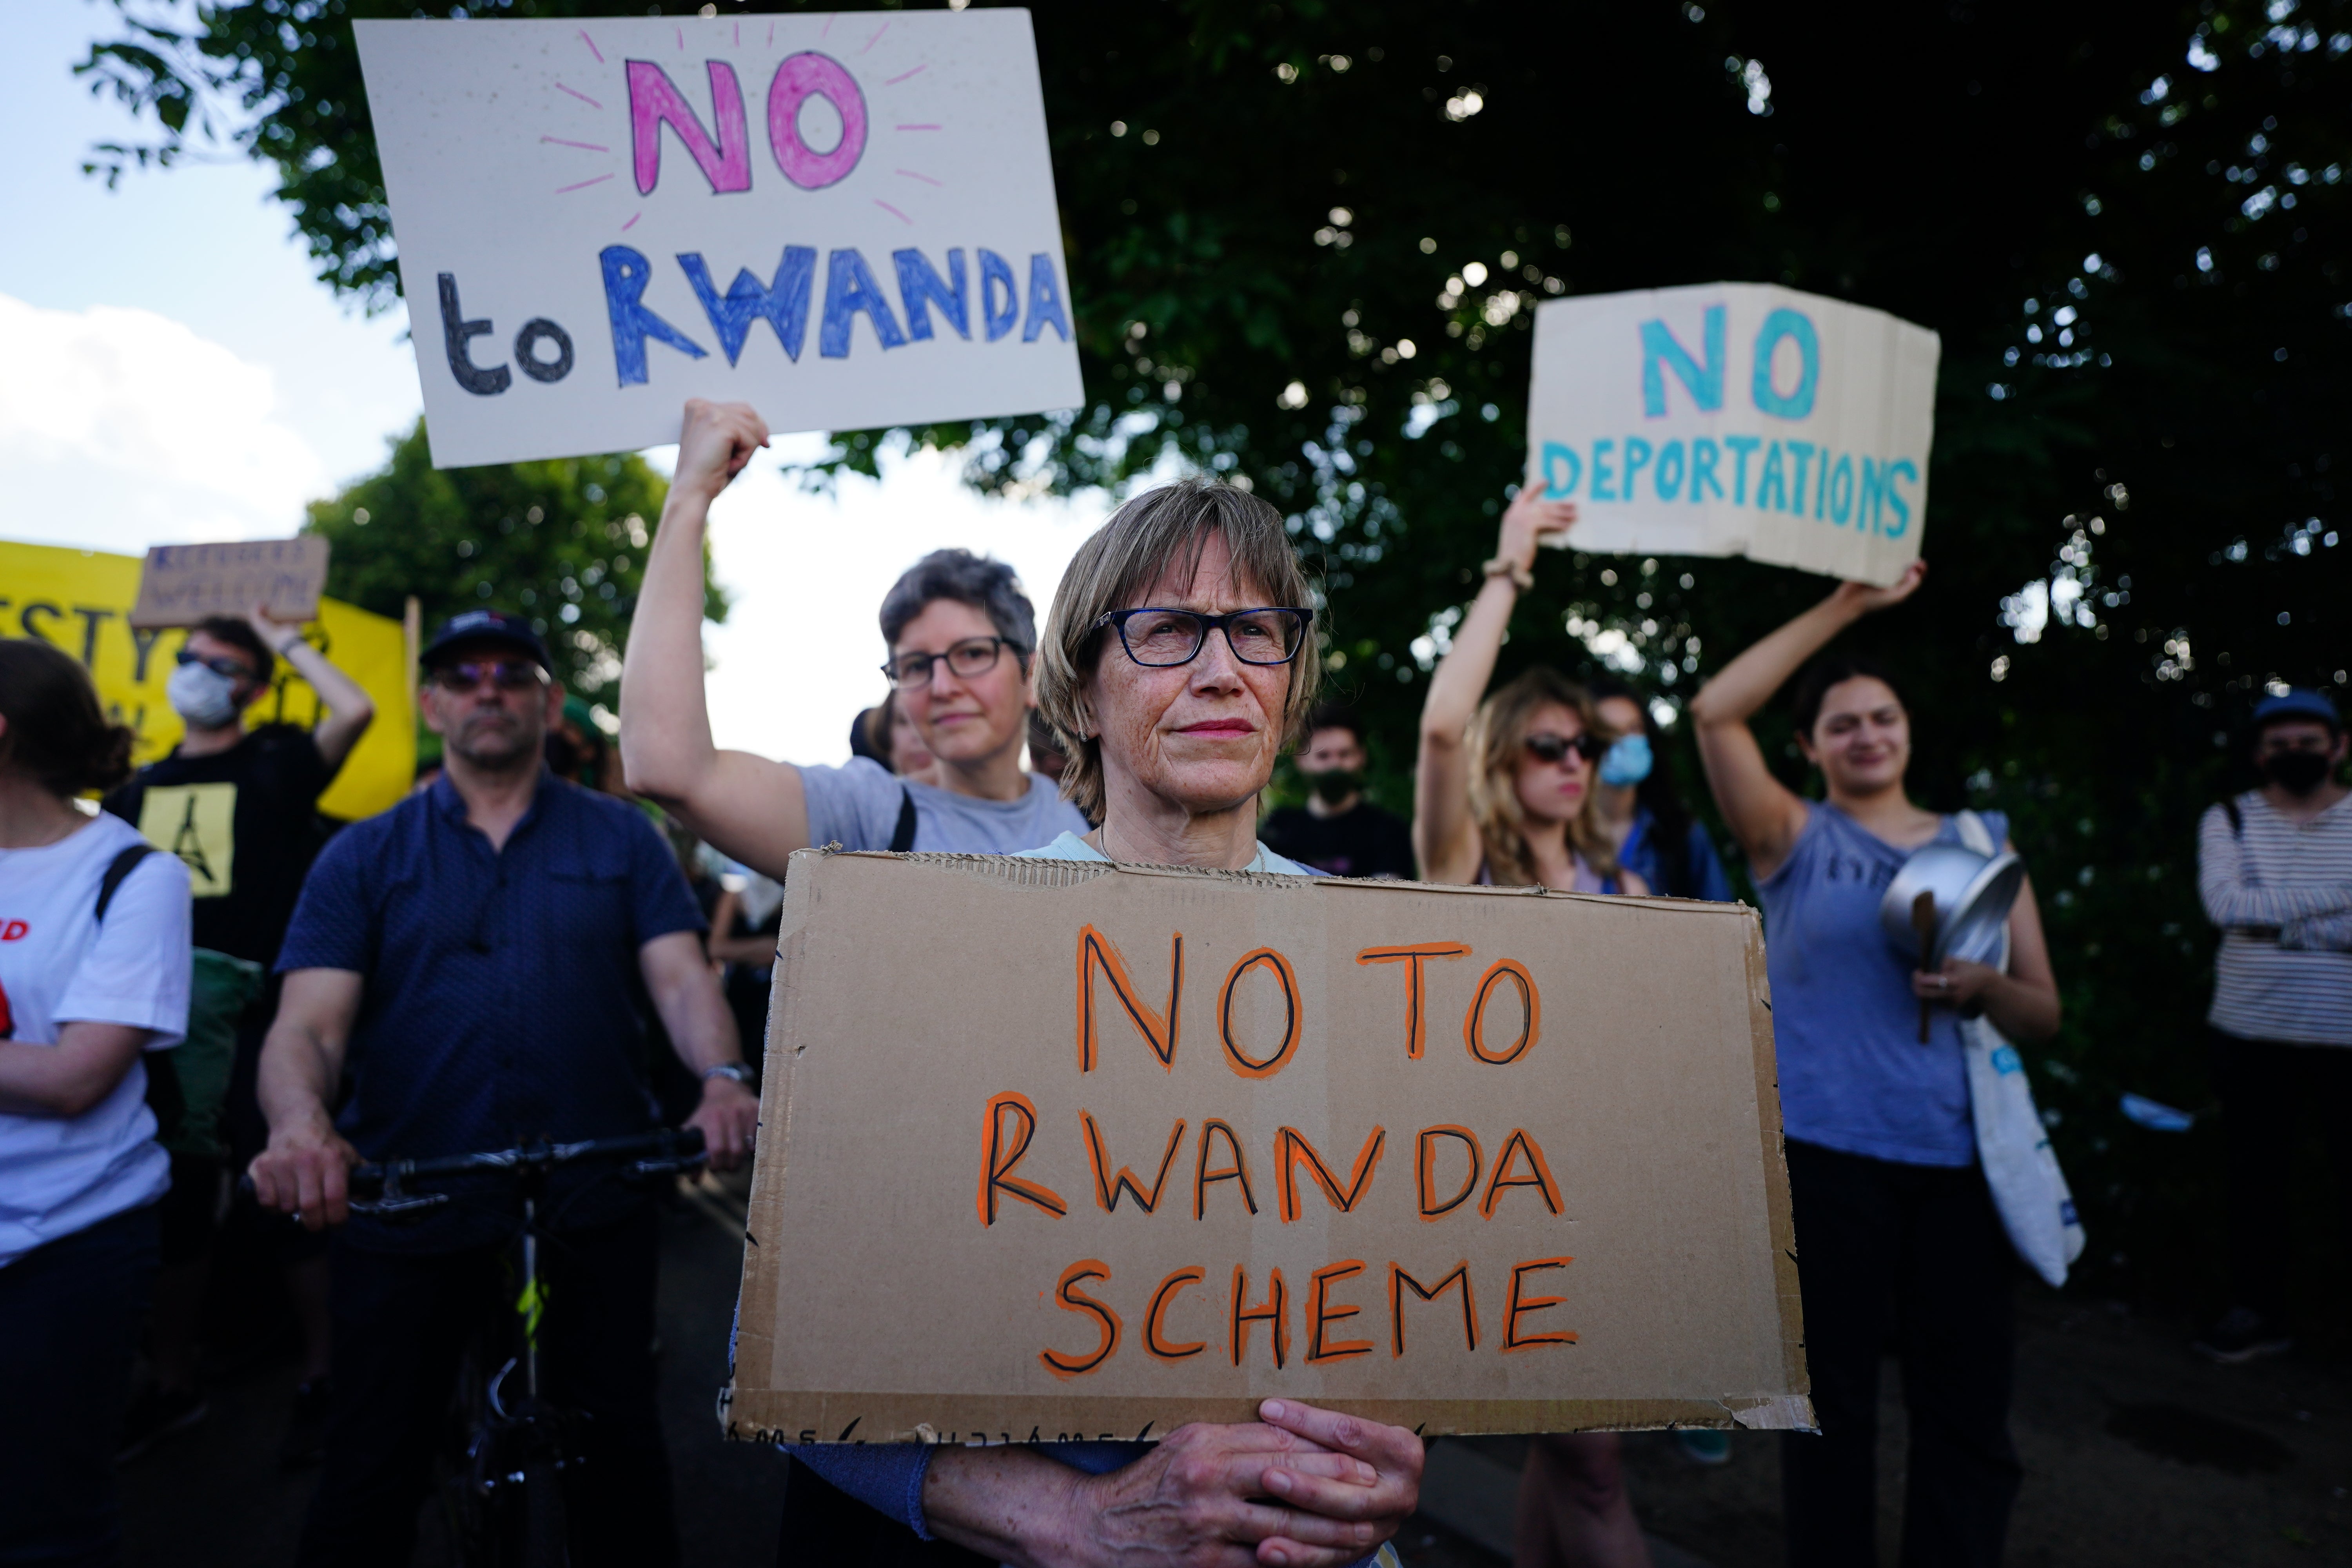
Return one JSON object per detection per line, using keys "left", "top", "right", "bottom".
{"left": 430, "top": 659, "right": 547, "bottom": 693}
{"left": 175, "top": 648, "right": 255, "bottom": 682}
{"left": 1523, "top": 731, "right": 1606, "bottom": 765}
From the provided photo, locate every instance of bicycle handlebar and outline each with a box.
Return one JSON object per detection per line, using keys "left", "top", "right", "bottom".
{"left": 347, "top": 1126, "right": 708, "bottom": 1194}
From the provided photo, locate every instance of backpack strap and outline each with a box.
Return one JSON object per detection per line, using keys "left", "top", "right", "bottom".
{"left": 887, "top": 787, "right": 918, "bottom": 854}
{"left": 96, "top": 844, "right": 156, "bottom": 923}
{"left": 2222, "top": 796, "right": 2243, "bottom": 838}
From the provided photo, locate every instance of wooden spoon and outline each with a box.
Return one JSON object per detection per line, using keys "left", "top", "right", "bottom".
{"left": 1912, "top": 890, "right": 1938, "bottom": 1043}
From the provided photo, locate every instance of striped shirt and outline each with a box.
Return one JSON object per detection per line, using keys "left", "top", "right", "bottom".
{"left": 2199, "top": 791, "right": 2352, "bottom": 1046}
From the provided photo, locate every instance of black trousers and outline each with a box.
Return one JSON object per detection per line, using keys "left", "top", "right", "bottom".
{"left": 297, "top": 1210, "right": 677, "bottom": 1568}
{"left": 0, "top": 1203, "right": 159, "bottom": 1568}
{"left": 2210, "top": 1027, "right": 2352, "bottom": 1321}
{"left": 1781, "top": 1140, "right": 2021, "bottom": 1568}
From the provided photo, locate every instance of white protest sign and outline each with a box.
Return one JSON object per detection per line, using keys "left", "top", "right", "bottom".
{"left": 1524, "top": 284, "right": 1940, "bottom": 586}
{"left": 353, "top": 13, "right": 1082, "bottom": 469}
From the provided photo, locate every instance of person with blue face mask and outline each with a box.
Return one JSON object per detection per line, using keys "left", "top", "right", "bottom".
{"left": 1586, "top": 678, "right": 1735, "bottom": 906}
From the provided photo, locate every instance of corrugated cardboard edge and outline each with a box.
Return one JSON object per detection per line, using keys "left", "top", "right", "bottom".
{"left": 719, "top": 850, "right": 1812, "bottom": 1442}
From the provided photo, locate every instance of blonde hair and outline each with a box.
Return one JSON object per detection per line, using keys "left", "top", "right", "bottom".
{"left": 1465, "top": 668, "right": 1621, "bottom": 887}
{"left": 1036, "top": 478, "right": 1321, "bottom": 822}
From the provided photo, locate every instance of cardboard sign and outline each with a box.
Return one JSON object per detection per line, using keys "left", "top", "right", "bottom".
{"left": 1525, "top": 283, "right": 1940, "bottom": 586}
{"left": 0, "top": 539, "right": 415, "bottom": 821}
{"left": 127, "top": 538, "right": 329, "bottom": 629}
{"left": 353, "top": 13, "right": 1083, "bottom": 469}
{"left": 726, "top": 851, "right": 1811, "bottom": 1444}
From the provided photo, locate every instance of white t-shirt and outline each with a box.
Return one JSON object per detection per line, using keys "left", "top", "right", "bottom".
{"left": 0, "top": 810, "right": 192, "bottom": 1267}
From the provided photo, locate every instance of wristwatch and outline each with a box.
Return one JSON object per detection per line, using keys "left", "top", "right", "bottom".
{"left": 702, "top": 1063, "right": 754, "bottom": 1087}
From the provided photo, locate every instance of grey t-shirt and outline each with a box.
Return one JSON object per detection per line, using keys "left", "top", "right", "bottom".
{"left": 797, "top": 757, "right": 1088, "bottom": 854}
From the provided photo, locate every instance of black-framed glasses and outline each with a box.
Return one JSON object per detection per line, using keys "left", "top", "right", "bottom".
{"left": 882, "top": 635, "right": 1022, "bottom": 690}
{"left": 175, "top": 648, "right": 254, "bottom": 682}
{"left": 430, "top": 659, "right": 548, "bottom": 694}
{"left": 1093, "top": 607, "right": 1311, "bottom": 669}
{"left": 1524, "top": 731, "right": 1606, "bottom": 765}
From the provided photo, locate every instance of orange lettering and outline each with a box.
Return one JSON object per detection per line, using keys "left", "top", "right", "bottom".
{"left": 1479, "top": 1128, "right": 1564, "bottom": 1220}
{"left": 1415, "top": 1125, "right": 1484, "bottom": 1220}
{"left": 976, "top": 1091, "right": 1067, "bottom": 1226}
{"left": 1194, "top": 1119, "right": 1259, "bottom": 1219}
{"left": 1275, "top": 1125, "right": 1388, "bottom": 1223}
{"left": 1040, "top": 1259, "right": 1123, "bottom": 1378}
{"left": 1464, "top": 958, "right": 1541, "bottom": 1065}
{"left": 1355, "top": 943, "right": 1470, "bottom": 1059}
{"left": 1503, "top": 1256, "right": 1577, "bottom": 1352}
{"left": 1219, "top": 947, "right": 1301, "bottom": 1078}
{"left": 1306, "top": 1260, "right": 1373, "bottom": 1363}
{"left": 1229, "top": 1265, "right": 1289, "bottom": 1368}
{"left": 1076, "top": 926, "right": 1182, "bottom": 1073}
{"left": 1080, "top": 1112, "right": 1186, "bottom": 1214}
{"left": 1388, "top": 1261, "right": 1478, "bottom": 1356}
{"left": 1143, "top": 1266, "right": 1208, "bottom": 1360}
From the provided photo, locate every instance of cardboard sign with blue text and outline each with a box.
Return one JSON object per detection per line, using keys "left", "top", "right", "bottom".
{"left": 724, "top": 850, "right": 1812, "bottom": 1443}
{"left": 352, "top": 12, "right": 1082, "bottom": 469}
{"left": 1525, "top": 284, "right": 1940, "bottom": 586}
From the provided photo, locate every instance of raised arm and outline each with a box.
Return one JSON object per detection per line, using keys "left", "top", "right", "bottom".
{"left": 1414, "top": 485, "right": 1576, "bottom": 885}
{"left": 1688, "top": 562, "right": 1926, "bottom": 879}
{"left": 618, "top": 399, "right": 812, "bottom": 881}
{"left": 250, "top": 607, "right": 376, "bottom": 772}
{"left": 249, "top": 967, "right": 365, "bottom": 1230}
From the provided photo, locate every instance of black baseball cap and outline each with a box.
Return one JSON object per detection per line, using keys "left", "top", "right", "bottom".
{"left": 420, "top": 609, "right": 553, "bottom": 672}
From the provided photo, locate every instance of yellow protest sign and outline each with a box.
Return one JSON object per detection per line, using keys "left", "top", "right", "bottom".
{"left": 0, "top": 539, "right": 415, "bottom": 821}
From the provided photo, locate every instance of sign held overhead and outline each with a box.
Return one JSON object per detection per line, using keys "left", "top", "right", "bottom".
{"left": 128, "top": 538, "right": 330, "bottom": 629}
{"left": 1525, "top": 283, "right": 1940, "bottom": 586}
{"left": 353, "top": 12, "right": 1082, "bottom": 468}
{"left": 726, "top": 851, "right": 1812, "bottom": 1444}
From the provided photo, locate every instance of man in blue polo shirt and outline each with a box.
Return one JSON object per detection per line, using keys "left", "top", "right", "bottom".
{"left": 247, "top": 610, "right": 758, "bottom": 1568}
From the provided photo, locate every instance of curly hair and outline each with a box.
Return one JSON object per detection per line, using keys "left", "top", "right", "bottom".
{"left": 1464, "top": 667, "right": 1620, "bottom": 887}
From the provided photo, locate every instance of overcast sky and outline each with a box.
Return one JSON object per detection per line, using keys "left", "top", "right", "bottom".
{"left": 0, "top": 1, "right": 1103, "bottom": 766}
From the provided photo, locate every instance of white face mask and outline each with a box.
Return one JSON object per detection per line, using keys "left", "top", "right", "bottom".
{"left": 167, "top": 661, "right": 241, "bottom": 729}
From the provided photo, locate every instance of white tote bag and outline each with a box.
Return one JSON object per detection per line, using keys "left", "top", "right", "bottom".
{"left": 1954, "top": 810, "right": 2086, "bottom": 1288}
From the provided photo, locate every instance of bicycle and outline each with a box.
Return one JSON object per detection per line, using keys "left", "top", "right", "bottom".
{"left": 341, "top": 1127, "right": 709, "bottom": 1568}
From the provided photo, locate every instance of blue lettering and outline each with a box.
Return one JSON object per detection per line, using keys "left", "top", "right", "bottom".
{"left": 978, "top": 249, "right": 1020, "bottom": 341}
{"left": 1882, "top": 459, "right": 1918, "bottom": 538}
{"left": 1690, "top": 438, "right": 1723, "bottom": 501}
{"left": 1639, "top": 304, "right": 1725, "bottom": 417}
{"left": 1592, "top": 439, "right": 1616, "bottom": 501}
{"left": 1722, "top": 435, "right": 1760, "bottom": 505}
{"left": 1540, "top": 441, "right": 1582, "bottom": 497}
{"left": 1828, "top": 454, "right": 1855, "bottom": 524}
{"left": 1751, "top": 309, "right": 1820, "bottom": 419}
{"left": 1785, "top": 440, "right": 1815, "bottom": 515}
{"left": 1023, "top": 253, "right": 1073, "bottom": 343}
{"left": 1812, "top": 444, "right": 1830, "bottom": 517}
{"left": 678, "top": 247, "right": 816, "bottom": 365}
{"left": 819, "top": 248, "right": 908, "bottom": 358}
{"left": 893, "top": 248, "right": 970, "bottom": 341}
{"left": 1858, "top": 458, "right": 1887, "bottom": 534}
{"left": 1757, "top": 442, "right": 1788, "bottom": 512}
{"left": 601, "top": 245, "right": 708, "bottom": 387}
{"left": 1622, "top": 437, "right": 1653, "bottom": 498}
{"left": 1655, "top": 439, "right": 1686, "bottom": 501}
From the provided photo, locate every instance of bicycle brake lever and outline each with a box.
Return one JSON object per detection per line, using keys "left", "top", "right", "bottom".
{"left": 622, "top": 1156, "right": 708, "bottom": 1183}
{"left": 348, "top": 1191, "right": 452, "bottom": 1219}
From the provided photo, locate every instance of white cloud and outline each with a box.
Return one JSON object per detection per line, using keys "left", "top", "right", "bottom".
{"left": 0, "top": 292, "right": 325, "bottom": 552}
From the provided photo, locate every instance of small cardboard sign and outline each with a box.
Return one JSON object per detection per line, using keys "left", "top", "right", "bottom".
{"left": 352, "top": 12, "right": 1083, "bottom": 468}
{"left": 726, "top": 851, "right": 1811, "bottom": 1445}
{"left": 1525, "top": 283, "right": 1940, "bottom": 586}
{"left": 127, "top": 538, "right": 329, "bottom": 630}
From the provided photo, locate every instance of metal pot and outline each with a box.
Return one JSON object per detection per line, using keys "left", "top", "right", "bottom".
{"left": 1878, "top": 844, "right": 2026, "bottom": 969}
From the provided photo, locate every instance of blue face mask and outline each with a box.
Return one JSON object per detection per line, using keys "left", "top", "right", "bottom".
{"left": 1599, "top": 733, "right": 1653, "bottom": 788}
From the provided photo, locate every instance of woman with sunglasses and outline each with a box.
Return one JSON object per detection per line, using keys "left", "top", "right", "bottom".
{"left": 1414, "top": 485, "right": 1646, "bottom": 898}
{"left": 776, "top": 477, "right": 1423, "bottom": 1568}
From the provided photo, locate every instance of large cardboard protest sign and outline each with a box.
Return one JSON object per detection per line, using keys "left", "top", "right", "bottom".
{"left": 0, "top": 540, "right": 416, "bottom": 821}
{"left": 353, "top": 13, "right": 1082, "bottom": 468}
{"left": 128, "top": 538, "right": 329, "bottom": 629}
{"left": 1526, "top": 284, "right": 1940, "bottom": 586}
{"left": 727, "top": 851, "right": 1811, "bottom": 1443}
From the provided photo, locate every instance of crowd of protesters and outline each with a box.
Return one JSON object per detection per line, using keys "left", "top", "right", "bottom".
{"left": 2, "top": 391, "right": 2346, "bottom": 1568}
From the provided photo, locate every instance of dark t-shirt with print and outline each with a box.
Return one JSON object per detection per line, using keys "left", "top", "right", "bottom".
{"left": 104, "top": 724, "right": 334, "bottom": 967}
{"left": 1258, "top": 800, "right": 1418, "bottom": 880}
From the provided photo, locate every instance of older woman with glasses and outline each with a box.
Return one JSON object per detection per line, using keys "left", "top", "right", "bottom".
{"left": 778, "top": 477, "right": 1423, "bottom": 1567}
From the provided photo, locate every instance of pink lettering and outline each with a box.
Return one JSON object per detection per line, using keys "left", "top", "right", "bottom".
{"left": 627, "top": 59, "right": 751, "bottom": 196}
{"left": 766, "top": 52, "right": 868, "bottom": 190}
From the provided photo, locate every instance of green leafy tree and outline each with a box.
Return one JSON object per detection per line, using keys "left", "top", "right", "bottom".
{"left": 305, "top": 418, "right": 722, "bottom": 695}
{"left": 88, "top": 0, "right": 2351, "bottom": 1314}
